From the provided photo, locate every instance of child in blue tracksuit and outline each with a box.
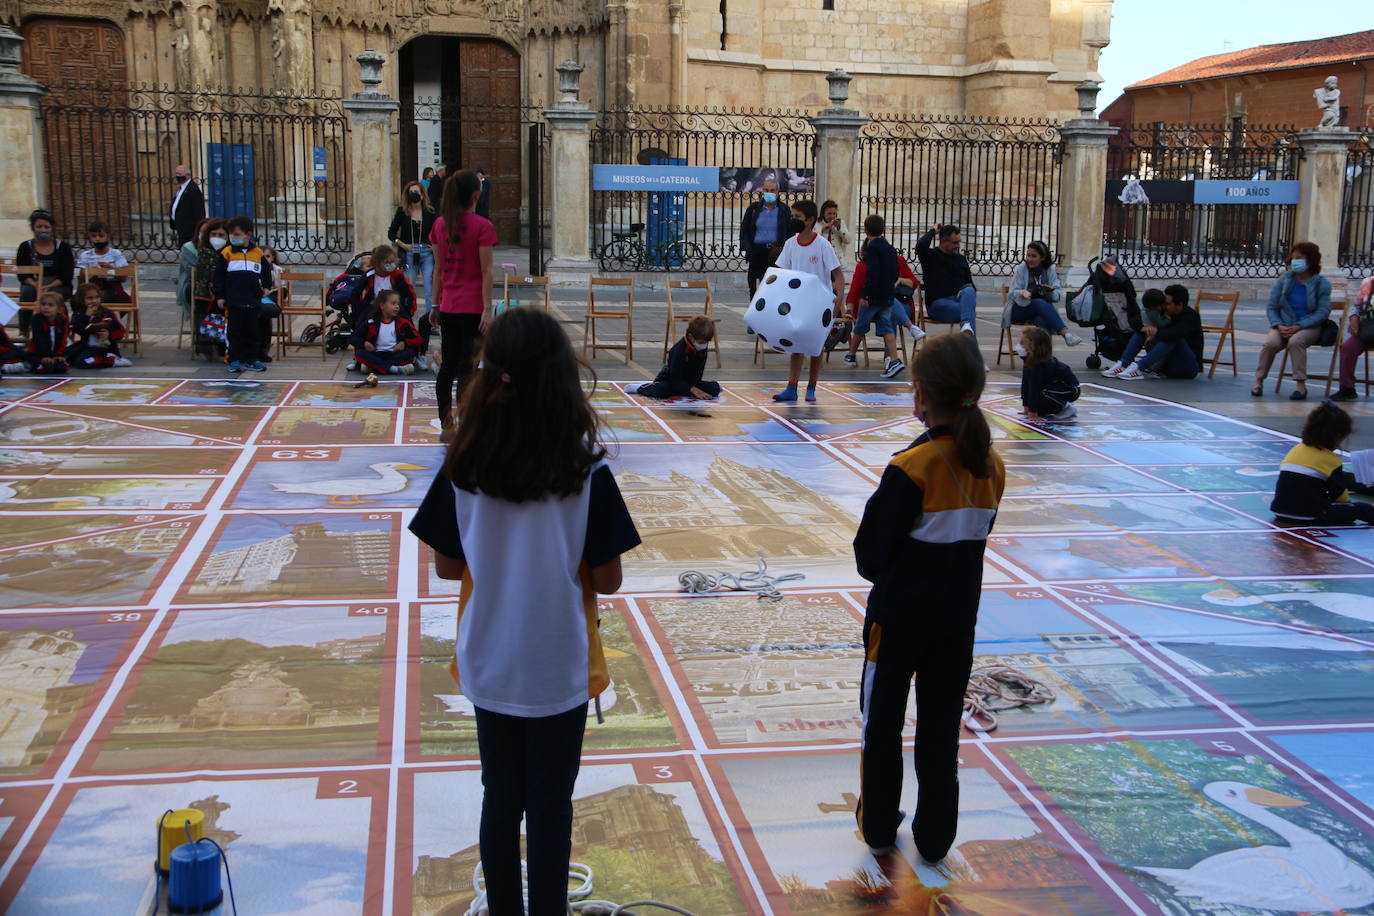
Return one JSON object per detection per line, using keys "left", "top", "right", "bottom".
{"left": 211, "top": 216, "right": 274, "bottom": 373}
{"left": 1018, "top": 326, "right": 1081, "bottom": 421}
{"left": 852, "top": 333, "right": 1005, "bottom": 863}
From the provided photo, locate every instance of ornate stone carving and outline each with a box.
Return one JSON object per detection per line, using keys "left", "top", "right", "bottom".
{"left": 1315, "top": 76, "right": 1341, "bottom": 129}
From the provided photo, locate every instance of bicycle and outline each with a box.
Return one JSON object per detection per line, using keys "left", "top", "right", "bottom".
{"left": 598, "top": 221, "right": 706, "bottom": 272}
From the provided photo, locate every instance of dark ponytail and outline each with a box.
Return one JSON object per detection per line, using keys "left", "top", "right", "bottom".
{"left": 912, "top": 333, "right": 992, "bottom": 478}
{"left": 442, "top": 170, "right": 483, "bottom": 246}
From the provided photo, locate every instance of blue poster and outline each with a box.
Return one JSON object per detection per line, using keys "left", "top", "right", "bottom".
{"left": 1193, "top": 179, "right": 1300, "bottom": 205}
{"left": 592, "top": 164, "right": 720, "bottom": 192}
{"left": 646, "top": 157, "right": 687, "bottom": 268}
{"left": 313, "top": 146, "right": 328, "bottom": 182}
{"left": 207, "top": 143, "right": 255, "bottom": 219}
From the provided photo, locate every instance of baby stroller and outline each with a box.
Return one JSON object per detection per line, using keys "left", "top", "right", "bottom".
{"left": 1064, "top": 256, "right": 1141, "bottom": 370}
{"left": 301, "top": 251, "right": 371, "bottom": 354}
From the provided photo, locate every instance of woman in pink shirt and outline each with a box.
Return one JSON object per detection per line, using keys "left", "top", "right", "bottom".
{"left": 431, "top": 170, "right": 497, "bottom": 435}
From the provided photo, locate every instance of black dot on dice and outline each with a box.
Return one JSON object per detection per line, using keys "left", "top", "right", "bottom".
{"left": 821, "top": 308, "right": 832, "bottom": 326}
{"left": 758, "top": 333, "right": 769, "bottom": 343}
{"left": 779, "top": 338, "right": 794, "bottom": 348}
{"left": 788, "top": 278, "right": 801, "bottom": 289}
{"left": 754, "top": 299, "right": 765, "bottom": 311}
{"left": 778, "top": 302, "right": 791, "bottom": 316}
{"left": 765, "top": 274, "right": 778, "bottom": 285}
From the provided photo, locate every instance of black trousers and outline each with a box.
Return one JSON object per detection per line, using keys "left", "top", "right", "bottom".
{"left": 857, "top": 616, "right": 974, "bottom": 862}
{"left": 227, "top": 306, "right": 261, "bottom": 364}
{"left": 435, "top": 311, "right": 481, "bottom": 425}
{"left": 474, "top": 703, "right": 588, "bottom": 916}
{"left": 745, "top": 244, "right": 776, "bottom": 300}
{"left": 636, "top": 379, "right": 720, "bottom": 399}
{"left": 1319, "top": 502, "right": 1374, "bottom": 526}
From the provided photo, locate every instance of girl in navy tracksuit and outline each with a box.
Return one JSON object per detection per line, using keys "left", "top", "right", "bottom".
{"left": 25, "top": 292, "right": 70, "bottom": 374}
{"left": 351, "top": 290, "right": 423, "bottom": 374}
{"left": 1018, "top": 326, "right": 1081, "bottom": 421}
{"left": 633, "top": 315, "right": 720, "bottom": 400}
{"left": 852, "top": 333, "right": 1005, "bottom": 864}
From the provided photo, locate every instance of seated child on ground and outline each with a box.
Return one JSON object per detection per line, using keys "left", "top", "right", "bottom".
{"left": 66, "top": 282, "right": 130, "bottom": 369}
{"left": 1272, "top": 401, "right": 1374, "bottom": 526}
{"left": 24, "top": 291, "right": 70, "bottom": 375}
{"left": 74, "top": 221, "right": 131, "bottom": 302}
{"left": 1018, "top": 326, "right": 1081, "bottom": 421}
{"left": 633, "top": 315, "right": 720, "bottom": 400}
{"left": 0, "top": 324, "right": 23, "bottom": 373}
{"left": 361, "top": 243, "right": 429, "bottom": 366}
{"left": 351, "top": 289, "right": 422, "bottom": 375}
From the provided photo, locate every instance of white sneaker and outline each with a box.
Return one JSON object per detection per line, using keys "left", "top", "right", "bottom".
{"left": 400, "top": 363, "right": 416, "bottom": 376}
{"left": 1044, "top": 403, "right": 1078, "bottom": 421}
{"left": 1100, "top": 362, "right": 1123, "bottom": 378}
{"left": 113, "top": 357, "right": 133, "bottom": 368}
{"left": 960, "top": 322, "right": 974, "bottom": 336}
{"left": 414, "top": 355, "right": 428, "bottom": 371}
{"left": 908, "top": 325, "right": 927, "bottom": 341}
{"left": 842, "top": 353, "right": 858, "bottom": 367}
{"left": 1063, "top": 332, "right": 1083, "bottom": 347}
{"left": 2, "top": 362, "right": 25, "bottom": 374}
{"left": 1116, "top": 363, "right": 1144, "bottom": 380}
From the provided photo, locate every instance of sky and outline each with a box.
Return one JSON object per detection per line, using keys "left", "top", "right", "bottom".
{"left": 1095, "top": 0, "right": 1374, "bottom": 113}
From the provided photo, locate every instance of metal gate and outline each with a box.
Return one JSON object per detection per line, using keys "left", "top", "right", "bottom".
{"left": 590, "top": 108, "right": 817, "bottom": 271}
{"left": 1104, "top": 123, "right": 1299, "bottom": 278}
{"left": 858, "top": 117, "right": 1063, "bottom": 271}
{"left": 40, "top": 82, "right": 352, "bottom": 264}
{"left": 1340, "top": 130, "right": 1374, "bottom": 277}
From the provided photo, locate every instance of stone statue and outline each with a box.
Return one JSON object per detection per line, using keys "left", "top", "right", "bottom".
{"left": 1315, "top": 76, "right": 1341, "bottom": 128}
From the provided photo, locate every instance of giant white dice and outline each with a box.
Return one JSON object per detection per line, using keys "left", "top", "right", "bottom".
{"left": 746, "top": 268, "right": 835, "bottom": 357}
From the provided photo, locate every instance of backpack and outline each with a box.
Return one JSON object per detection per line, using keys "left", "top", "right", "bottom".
{"left": 326, "top": 270, "right": 369, "bottom": 317}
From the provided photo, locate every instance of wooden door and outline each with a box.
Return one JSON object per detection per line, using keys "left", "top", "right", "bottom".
{"left": 459, "top": 40, "right": 522, "bottom": 244}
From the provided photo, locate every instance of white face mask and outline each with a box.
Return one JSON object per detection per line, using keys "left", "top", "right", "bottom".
{"left": 1015, "top": 344, "right": 1029, "bottom": 359}
{"left": 210, "top": 237, "right": 228, "bottom": 250}
{"left": 693, "top": 342, "right": 709, "bottom": 351}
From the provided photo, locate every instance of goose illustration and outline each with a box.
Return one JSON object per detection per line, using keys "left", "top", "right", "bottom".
{"left": 1203, "top": 587, "right": 1374, "bottom": 625}
{"left": 268, "top": 461, "right": 427, "bottom": 506}
{"left": 0, "top": 480, "right": 101, "bottom": 507}
{"left": 1138, "top": 781, "right": 1374, "bottom": 911}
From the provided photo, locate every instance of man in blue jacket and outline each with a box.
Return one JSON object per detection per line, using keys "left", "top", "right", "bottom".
{"left": 739, "top": 176, "right": 796, "bottom": 298}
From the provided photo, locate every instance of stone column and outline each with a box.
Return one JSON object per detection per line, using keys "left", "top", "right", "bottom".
{"left": 1294, "top": 127, "right": 1353, "bottom": 262}
{"left": 668, "top": 2, "right": 687, "bottom": 110}
{"left": 543, "top": 61, "right": 596, "bottom": 267}
{"left": 342, "top": 50, "right": 399, "bottom": 253}
{"left": 1056, "top": 83, "right": 1117, "bottom": 285}
{"left": 810, "top": 71, "right": 867, "bottom": 263}
{"left": 180, "top": 0, "right": 222, "bottom": 89}
{"left": 0, "top": 27, "right": 47, "bottom": 252}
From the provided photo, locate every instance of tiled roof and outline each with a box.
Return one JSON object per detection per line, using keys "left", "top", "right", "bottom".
{"left": 1127, "top": 29, "right": 1374, "bottom": 89}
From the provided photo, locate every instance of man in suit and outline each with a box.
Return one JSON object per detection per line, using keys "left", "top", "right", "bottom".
{"left": 170, "top": 164, "right": 206, "bottom": 247}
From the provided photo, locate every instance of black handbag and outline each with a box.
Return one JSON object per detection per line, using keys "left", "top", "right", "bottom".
{"left": 1317, "top": 318, "right": 1339, "bottom": 348}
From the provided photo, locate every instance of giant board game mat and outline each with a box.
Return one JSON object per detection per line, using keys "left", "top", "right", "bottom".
{"left": 2, "top": 376, "right": 1373, "bottom": 915}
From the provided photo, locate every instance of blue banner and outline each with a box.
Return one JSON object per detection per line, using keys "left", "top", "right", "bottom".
{"left": 1192, "top": 180, "right": 1300, "bottom": 205}
{"left": 593, "top": 165, "right": 721, "bottom": 192}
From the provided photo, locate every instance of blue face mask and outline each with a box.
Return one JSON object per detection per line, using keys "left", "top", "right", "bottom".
{"left": 1290, "top": 258, "right": 1307, "bottom": 274}
{"left": 762, "top": 192, "right": 777, "bottom": 204}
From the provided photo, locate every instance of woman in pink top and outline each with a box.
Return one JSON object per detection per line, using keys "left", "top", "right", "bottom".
{"left": 430, "top": 170, "right": 497, "bottom": 434}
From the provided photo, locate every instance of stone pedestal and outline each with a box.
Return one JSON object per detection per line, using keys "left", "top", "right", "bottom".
{"left": 543, "top": 106, "right": 597, "bottom": 267}
{"left": 811, "top": 109, "right": 868, "bottom": 261}
{"left": 343, "top": 94, "right": 399, "bottom": 253}
{"left": 0, "top": 29, "right": 46, "bottom": 251}
{"left": 1294, "top": 127, "right": 1354, "bottom": 263}
{"left": 1056, "top": 117, "right": 1118, "bottom": 285}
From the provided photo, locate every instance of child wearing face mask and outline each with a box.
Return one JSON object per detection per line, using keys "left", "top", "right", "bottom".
{"left": 211, "top": 216, "right": 274, "bottom": 373}
{"left": 75, "top": 221, "right": 131, "bottom": 303}
{"left": 1017, "top": 326, "right": 1080, "bottom": 422}
{"left": 361, "top": 243, "right": 429, "bottom": 369}
{"left": 631, "top": 315, "right": 720, "bottom": 400}
{"left": 67, "top": 282, "right": 131, "bottom": 369}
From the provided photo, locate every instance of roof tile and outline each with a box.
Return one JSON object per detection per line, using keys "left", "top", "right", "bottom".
{"left": 1127, "top": 29, "right": 1374, "bottom": 89}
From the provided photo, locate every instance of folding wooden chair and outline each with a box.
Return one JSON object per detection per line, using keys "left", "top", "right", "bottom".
{"left": 1195, "top": 290, "right": 1241, "bottom": 379}
{"left": 502, "top": 273, "right": 552, "bottom": 312}
{"left": 583, "top": 277, "right": 635, "bottom": 364}
{"left": 2, "top": 262, "right": 42, "bottom": 342}
{"left": 278, "top": 268, "right": 329, "bottom": 360}
{"left": 81, "top": 264, "right": 142, "bottom": 355}
{"left": 915, "top": 287, "right": 963, "bottom": 337}
{"left": 663, "top": 279, "right": 721, "bottom": 368}
{"left": 994, "top": 285, "right": 1034, "bottom": 368}
{"left": 1275, "top": 297, "right": 1348, "bottom": 394}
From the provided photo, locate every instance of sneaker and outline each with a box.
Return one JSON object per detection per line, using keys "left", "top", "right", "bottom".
{"left": 228, "top": 360, "right": 243, "bottom": 373}
{"left": 1145, "top": 370, "right": 1166, "bottom": 380}
{"left": 248, "top": 361, "right": 267, "bottom": 372}
{"left": 389, "top": 366, "right": 403, "bottom": 375}
{"left": 1044, "top": 403, "right": 1078, "bottom": 421}
{"left": 908, "top": 325, "right": 927, "bottom": 342}
{"left": 882, "top": 357, "right": 906, "bottom": 379}
{"left": 1331, "top": 387, "right": 1359, "bottom": 402}
{"left": 113, "top": 356, "right": 133, "bottom": 368}
{"left": 414, "top": 356, "right": 429, "bottom": 371}
{"left": 1100, "top": 362, "right": 1123, "bottom": 378}
{"left": 1063, "top": 332, "right": 1083, "bottom": 347}
{"left": 346, "top": 361, "right": 359, "bottom": 372}
{"left": 960, "top": 322, "right": 974, "bottom": 336}
{"left": 1116, "top": 363, "right": 1144, "bottom": 381}
{"left": 1, "top": 362, "right": 24, "bottom": 375}
{"left": 842, "top": 353, "right": 858, "bottom": 367}
{"left": 399, "top": 363, "right": 416, "bottom": 376}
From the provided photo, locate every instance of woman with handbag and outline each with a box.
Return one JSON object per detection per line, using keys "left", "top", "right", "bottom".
{"left": 1332, "top": 275, "right": 1374, "bottom": 402}
{"left": 1252, "top": 241, "right": 1334, "bottom": 401}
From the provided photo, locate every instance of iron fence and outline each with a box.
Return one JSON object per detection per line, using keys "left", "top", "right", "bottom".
{"left": 1103, "top": 123, "right": 1299, "bottom": 279}
{"left": 589, "top": 107, "right": 817, "bottom": 271}
{"left": 858, "top": 117, "right": 1063, "bottom": 271}
{"left": 1340, "top": 130, "right": 1374, "bottom": 277}
{"left": 39, "top": 82, "right": 352, "bottom": 264}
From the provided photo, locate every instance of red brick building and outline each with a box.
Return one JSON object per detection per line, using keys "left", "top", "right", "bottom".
{"left": 1103, "top": 30, "right": 1374, "bottom": 129}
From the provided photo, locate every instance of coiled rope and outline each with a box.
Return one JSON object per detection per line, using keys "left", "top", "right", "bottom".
{"left": 962, "top": 664, "right": 1055, "bottom": 733}
{"left": 677, "top": 558, "right": 805, "bottom": 602}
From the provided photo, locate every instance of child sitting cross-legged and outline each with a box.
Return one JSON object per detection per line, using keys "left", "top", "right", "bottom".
{"left": 351, "top": 289, "right": 422, "bottom": 375}
{"left": 67, "top": 282, "right": 131, "bottom": 369}
{"left": 1018, "top": 326, "right": 1081, "bottom": 422}
{"left": 1271, "top": 401, "right": 1374, "bottom": 526}
{"left": 0, "top": 324, "right": 23, "bottom": 375}
{"left": 24, "top": 291, "right": 70, "bottom": 375}
{"left": 631, "top": 314, "right": 720, "bottom": 400}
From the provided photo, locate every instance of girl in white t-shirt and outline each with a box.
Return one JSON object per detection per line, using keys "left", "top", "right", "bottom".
{"left": 772, "top": 199, "right": 844, "bottom": 402}
{"left": 410, "top": 308, "right": 641, "bottom": 914}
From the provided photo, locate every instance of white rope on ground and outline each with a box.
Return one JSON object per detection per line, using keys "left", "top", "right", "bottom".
{"left": 962, "top": 664, "right": 1055, "bottom": 733}
{"left": 464, "top": 861, "right": 697, "bottom": 916}
{"left": 677, "top": 557, "right": 805, "bottom": 602}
